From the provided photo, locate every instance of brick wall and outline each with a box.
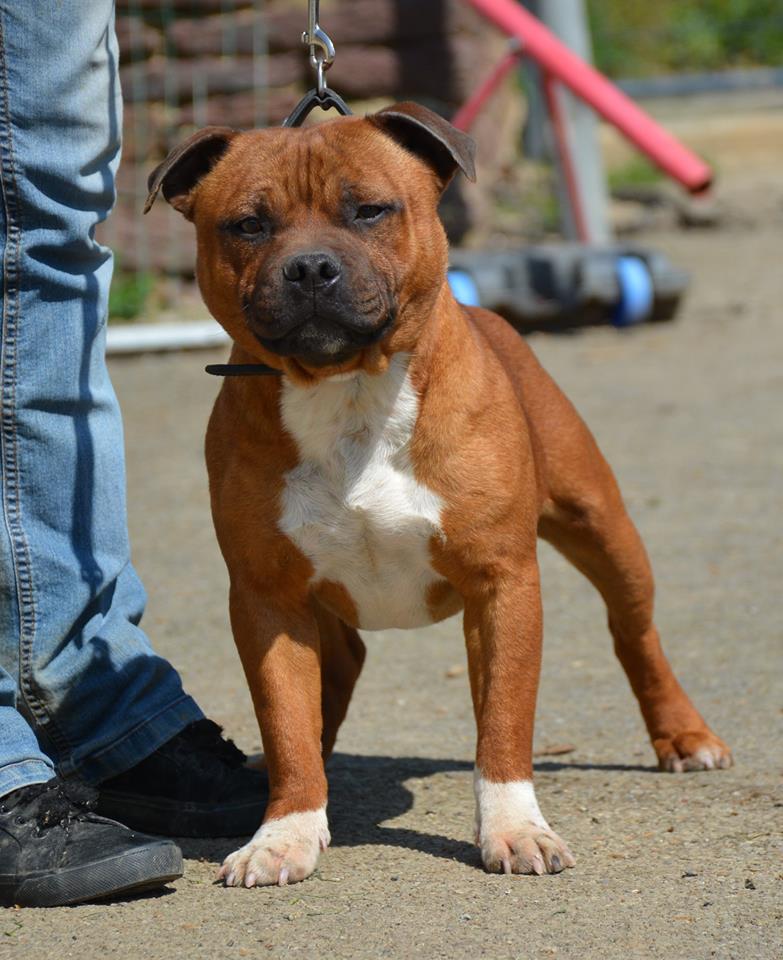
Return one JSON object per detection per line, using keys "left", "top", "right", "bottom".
{"left": 110, "top": 0, "right": 525, "bottom": 273}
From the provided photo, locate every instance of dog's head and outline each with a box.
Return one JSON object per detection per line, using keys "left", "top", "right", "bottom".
{"left": 146, "top": 103, "right": 475, "bottom": 380}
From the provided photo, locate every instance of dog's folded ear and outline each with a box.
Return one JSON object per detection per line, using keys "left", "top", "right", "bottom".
{"left": 369, "top": 102, "right": 476, "bottom": 190}
{"left": 144, "top": 126, "right": 238, "bottom": 218}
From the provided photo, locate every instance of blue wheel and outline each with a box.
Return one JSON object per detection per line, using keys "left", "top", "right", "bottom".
{"left": 447, "top": 269, "right": 481, "bottom": 307}
{"left": 613, "top": 256, "right": 654, "bottom": 327}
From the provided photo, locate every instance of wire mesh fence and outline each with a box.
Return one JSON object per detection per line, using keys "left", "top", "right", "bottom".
{"left": 103, "top": 1, "right": 273, "bottom": 322}
{"left": 104, "top": 0, "right": 515, "bottom": 321}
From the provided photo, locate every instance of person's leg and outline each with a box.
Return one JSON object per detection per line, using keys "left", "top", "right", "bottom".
{"left": 0, "top": 668, "right": 54, "bottom": 798}
{"left": 0, "top": 0, "right": 202, "bottom": 786}
{"left": 0, "top": 543, "right": 182, "bottom": 907}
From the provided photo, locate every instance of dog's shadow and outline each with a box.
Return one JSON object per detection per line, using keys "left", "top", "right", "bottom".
{"left": 178, "top": 753, "right": 655, "bottom": 868}
{"left": 324, "top": 754, "right": 478, "bottom": 866}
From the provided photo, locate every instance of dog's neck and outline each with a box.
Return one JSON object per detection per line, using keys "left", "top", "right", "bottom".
{"left": 279, "top": 352, "right": 416, "bottom": 464}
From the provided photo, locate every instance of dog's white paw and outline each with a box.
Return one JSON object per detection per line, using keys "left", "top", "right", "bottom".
{"left": 479, "top": 821, "right": 576, "bottom": 875}
{"left": 218, "top": 807, "right": 329, "bottom": 888}
{"left": 474, "top": 773, "right": 575, "bottom": 875}
{"left": 655, "top": 730, "right": 733, "bottom": 772}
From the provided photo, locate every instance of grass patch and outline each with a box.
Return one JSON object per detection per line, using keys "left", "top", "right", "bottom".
{"left": 608, "top": 156, "right": 665, "bottom": 192}
{"left": 108, "top": 269, "right": 155, "bottom": 322}
{"left": 588, "top": 0, "right": 783, "bottom": 77}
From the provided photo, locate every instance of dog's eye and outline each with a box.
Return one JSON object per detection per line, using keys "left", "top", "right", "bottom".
{"left": 237, "top": 217, "right": 265, "bottom": 236}
{"left": 355, "top": 205, "right": 387, "bottom": 223}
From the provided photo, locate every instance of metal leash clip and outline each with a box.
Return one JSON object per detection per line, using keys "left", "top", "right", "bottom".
{"left": 283, "top": 0, "right": 352, "bottom": 128}
{"left": 303, "top": 0, "right": 335, "bottom": 98}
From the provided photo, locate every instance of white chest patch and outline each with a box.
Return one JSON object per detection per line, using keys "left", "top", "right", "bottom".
{"left": 279, "top": 354, "right": 445, "bottom": 631}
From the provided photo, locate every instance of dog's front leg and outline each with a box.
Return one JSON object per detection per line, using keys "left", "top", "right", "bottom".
{"left": 465, "top": 562, "right": 576, "bottom": 875}
{"left": 219, "top": 593, "right": 329, "bottom": 887}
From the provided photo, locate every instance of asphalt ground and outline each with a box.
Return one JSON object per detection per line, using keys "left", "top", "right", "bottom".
{"left": 6, "top": 113, "right": 782, "bottom": 958}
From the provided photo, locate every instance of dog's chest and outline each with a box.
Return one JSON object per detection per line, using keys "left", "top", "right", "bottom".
{"left": 279, "top": 356, "right": 445, "bottom": 630}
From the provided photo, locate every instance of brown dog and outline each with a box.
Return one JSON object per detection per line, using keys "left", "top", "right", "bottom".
{"left": 147, "top": 102, "right": 732, "bottom": 887}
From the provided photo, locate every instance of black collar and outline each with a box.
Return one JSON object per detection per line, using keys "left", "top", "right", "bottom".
{"left": 205, "top": 363, "right": 282, "bottom": 377}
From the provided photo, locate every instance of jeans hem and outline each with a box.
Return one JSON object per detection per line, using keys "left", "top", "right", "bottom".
{"left": 0, "top": 758, "right": 55, "bottom": 799}
{"left": 61, "top": 694, "right": 204, "bottom": 784}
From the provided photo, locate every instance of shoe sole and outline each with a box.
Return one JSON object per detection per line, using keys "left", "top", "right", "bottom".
{"left": 0, "top": 841, "right": 183, "bottom": 907}
{"left": 97, "top": 791, "right": 265, "bottom": 838}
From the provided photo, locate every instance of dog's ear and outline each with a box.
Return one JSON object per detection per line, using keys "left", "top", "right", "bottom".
{"left": 369, "top": 102, "right": 476, "bottom": 190}
{"left": 144, "top": 126, "right": 238, "bottom": 218}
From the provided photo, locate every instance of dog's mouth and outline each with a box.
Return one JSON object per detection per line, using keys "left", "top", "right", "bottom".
{"left": 250, "top": 308, "right": 396, "bottom": 367}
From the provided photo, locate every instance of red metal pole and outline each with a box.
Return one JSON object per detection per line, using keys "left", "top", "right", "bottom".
{"left": 451, "top": 44, "right": 522, "bottom": 132}
{"left": 542, "top": 74, "right": 589, "bottom": 242}
{"left": 465, "top": 0, "right": 712, "bottom": 193}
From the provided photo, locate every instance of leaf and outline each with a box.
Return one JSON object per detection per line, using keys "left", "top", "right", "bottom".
{"left": 534, "top": 743, "right": 576, "bottom": 757}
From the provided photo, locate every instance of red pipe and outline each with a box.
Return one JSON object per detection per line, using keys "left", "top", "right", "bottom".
{"left": 542, "top": 74, "right": 589, "bottom": 242}
{"left": 451, "top": 44, "right": 522, "bottom": 132}
{"left": 465, "top": 0, "right": 712, "bottom": 193}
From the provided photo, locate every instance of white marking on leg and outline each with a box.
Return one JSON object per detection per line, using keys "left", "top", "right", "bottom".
{"left": 473, "top": 770, "right": 550, "bottom": 838}
{"left": 220, "top": 806, "right": 329, "bottom": 888}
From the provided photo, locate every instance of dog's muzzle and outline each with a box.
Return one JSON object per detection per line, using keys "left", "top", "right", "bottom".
{"left": 249, "top": 249, "right": 394, "bottom": 366}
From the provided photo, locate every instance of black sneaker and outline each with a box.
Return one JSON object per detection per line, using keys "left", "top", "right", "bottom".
{"left": 97, "top": 719, "right": 267, "bottom": 838}
{"left": 0, "top": 777, "right": 182, "bottom": 907}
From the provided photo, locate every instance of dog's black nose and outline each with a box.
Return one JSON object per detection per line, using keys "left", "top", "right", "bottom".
{"left": 282, "top": 252, "right": 342, "bottom": 290}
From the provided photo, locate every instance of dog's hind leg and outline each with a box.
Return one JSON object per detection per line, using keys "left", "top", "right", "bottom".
{"left": 466, "top": 307, "right": 731, "bottom": 771}
{"left": 313, "top": 603, "right": 366, "bottom": 761}
{"left": 538, "top": 454, "right": 732, "bottom": 772}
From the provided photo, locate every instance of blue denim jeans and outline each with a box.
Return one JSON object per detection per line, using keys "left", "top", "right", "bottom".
{"left": 0, "top": 1, "right": 202, "bottom": 798}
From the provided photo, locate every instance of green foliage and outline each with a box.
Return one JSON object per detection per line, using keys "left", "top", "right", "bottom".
{"left": 587, "top": 0, "right": 783, "bottom": 77}
{"left": 108, "top": 269, "right": 155, "bottom": 322}
{"left": 607, "top": 156, "right": 664, "bottom": 191}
